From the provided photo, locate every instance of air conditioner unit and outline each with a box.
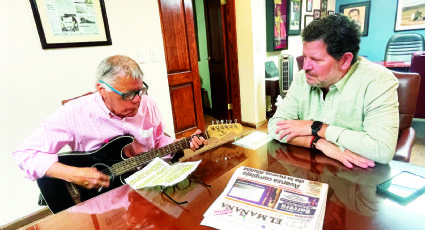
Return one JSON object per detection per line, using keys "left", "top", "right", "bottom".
{"left": 278, "top": 54, "right": 294, "bottom": 98}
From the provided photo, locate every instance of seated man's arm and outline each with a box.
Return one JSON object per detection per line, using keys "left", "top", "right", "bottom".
{"left": 325, "top": 77, "right": 399, "bottom": 164}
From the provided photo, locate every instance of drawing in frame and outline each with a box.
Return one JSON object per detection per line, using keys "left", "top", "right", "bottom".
{"left": 288, "top": 0, "right": 302, "bottom": 35}
{"left": 340, "top": 1, "right": 371, "bottom": 36}
{"left": 30, "top": 0, "right": 112, "bottom": 49}
{"left": 327, "top": 10, "right": 334, "bottom": 15}
{"left": 304, "top": 15, "right": 314, "bottom": 29}
{"left": 306, "top": 0, "right": 313, "bottom": 12}
{"left": 266, "top": 0, "right": 288, "bottom": 51}
{"left": 313, "top": 9, "right": 321, "bottom": 19}
{"left": 321, "top": 0, "right": 328, "bottom": 17}
{"left": 395, "top": 0, "right": 425, "bottom": 31}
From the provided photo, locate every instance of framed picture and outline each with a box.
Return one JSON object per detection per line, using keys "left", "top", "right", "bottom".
{"left": 313, "top": 9, "right": 321, "bottom": 19}
{"left": 29, "top": 0, "right": 112, "bottom": 49}
{"left": 306, "top": 0, "right": 313, "bottom": 12}
{"left": 395, "top": 0, "right": 425, "bottom": 31}
{"left": 266, "top": 0, "right": 288, "bottom": 51}
{"left": 304, "top": 15, "right": 314, "bottom": 28}
{"left": 340, "top": 1, "right": 371, "bottom": 36}
{"left": 327, "top": 10, "right": 334, "bottom": 15}
{"left": 288, "top": 0, "right": 302, "bottom": 35}
{"left": 321, "top": 0, "right": 328, "bottom": 17}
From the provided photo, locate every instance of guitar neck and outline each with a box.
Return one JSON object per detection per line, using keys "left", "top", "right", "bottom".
{"left": 111, "top": 132, "right": 209, "bottom": 176}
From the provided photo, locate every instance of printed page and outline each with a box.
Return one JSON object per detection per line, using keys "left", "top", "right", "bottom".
{"left": 125, "top": 157, "right": 201, "bottom": 189}
{"left": 233, "top": 131, "right": 273, "bottom": 150}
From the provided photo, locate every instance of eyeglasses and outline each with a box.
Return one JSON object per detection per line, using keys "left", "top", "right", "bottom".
{"left": 99, "top": 79, "right": 149, "bottom": 101}
{"left": 160, "top": 174, "right": 211, "bottom": 205}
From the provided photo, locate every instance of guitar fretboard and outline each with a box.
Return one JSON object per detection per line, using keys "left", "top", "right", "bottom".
{"left": 110, "top": 136, "right": 194, "bottom": 176}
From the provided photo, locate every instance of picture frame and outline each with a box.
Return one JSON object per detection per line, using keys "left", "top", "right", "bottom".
{"left": 29, "top": 0, "right": 112, "bottom": 49}
{"left": 395, "top": 0, "right": 425, "bottom": 31}
{"left": 306, "top": 0, "right": 313, "bottom": 12}
{"left": 288, "top": 0, "right": 302, "bottom": 35}
{"left": 321, "top": 0, "right": 328, "bottom": 18}
{"left": 340, "top": 1, "right": 371, "bottom": 36}
{"left": 304, "top": 15, "right": 314, "bottom": 29}
{"left": 327, "top": 10, "right": 334, "bottom": 15}
{"left": 266, "top": 0, "right": 288, "bottom": 51}
{"left": 313, "top": 9, "right": 321, "bottom": 19}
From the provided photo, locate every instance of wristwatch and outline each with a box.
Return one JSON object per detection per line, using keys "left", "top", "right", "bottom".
{"left": 310, "top": 136, "right": 321, "bottom": 150}
{"left": 311, "top": 121, "right": 323, "bottom": 136}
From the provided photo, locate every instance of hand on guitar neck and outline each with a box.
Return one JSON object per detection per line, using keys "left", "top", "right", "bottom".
{"left": 186, "top": 129, "right": 208, "bottom": 151}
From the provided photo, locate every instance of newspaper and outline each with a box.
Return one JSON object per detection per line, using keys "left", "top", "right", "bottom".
{"left": 201, "top": 166, "right": 328, "bottom": 230}
{"left": 124, "top": 157, "right": 201, "bottom": 189}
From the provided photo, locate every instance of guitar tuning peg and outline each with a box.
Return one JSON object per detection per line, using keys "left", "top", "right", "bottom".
{"left": 221, "top": 120, "right": 224, "bottom": 124}
{"left": 234, "top": 119, "right": 237, "bottom": 123}
{"left": 216, "top": 120, "right": 219, "bottom": 124}
{"left": 229, "top": 120, "right": 232, "bottom": 124}
{"left": 212, "top": 120, "right": 214, "bottom": 125}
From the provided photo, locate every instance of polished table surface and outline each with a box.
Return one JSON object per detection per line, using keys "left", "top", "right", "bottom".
{"left": 24, "top": 139, "right": 425, "bottom": 230}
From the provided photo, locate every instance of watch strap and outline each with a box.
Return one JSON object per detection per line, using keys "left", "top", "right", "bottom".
{"left": 311, "top": 121, "right": 323, "bottom": 136}
{"left": 310, "top": 136, "right": 321, "bottom": 150}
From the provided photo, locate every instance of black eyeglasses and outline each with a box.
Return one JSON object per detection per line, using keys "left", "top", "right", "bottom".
{"left": 160, "top": 174, "right": 211, "bottom": 205}
{"left": 99, "top": 80, "right": 149, "bottom": 101}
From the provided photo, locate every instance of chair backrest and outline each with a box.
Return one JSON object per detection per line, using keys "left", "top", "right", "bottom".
{"left": 393, "top": 71, "right": 421, "bottom": 131}
{"left": 62, "top": 92, "right": 94, "bottom": 105}
{"left": 410, "top": 52, "right": 425, "bottom": 118}
{"left": 385, "top": 33, "right": 425, "bottom": 62}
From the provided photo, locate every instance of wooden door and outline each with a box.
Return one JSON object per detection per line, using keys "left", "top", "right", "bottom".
{"left": 157, "top": 0, "right": 204, "bottom": 138}
{"left": 204, "top": 0, "right": 241, "bottom": 122}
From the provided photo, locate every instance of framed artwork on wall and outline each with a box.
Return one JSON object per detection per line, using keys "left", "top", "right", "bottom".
{"left": 321, "top": 0, "right": 328, "bottom": 17}
{"left": 304, "top": 15, "right": 314, "bottom": 28}
{"left": 266, "top": 0, "right": 288, "bottom": 51}
{"left": 288, "top": 0, "right": 302, "bottom": 35}
{"left": 327, "top": 10, "right": 334, "bottom": 15}
{"left": 340, "top": 1, "right": 371, "bottom": 36}
{"left": 313, "top": 9, "right": 321, "bottom": 19}
{"left": 306, "top": 0, "right": 313, "bottom": 12}
{"left": 29, "top": 0, "right": 112, "bottom": 49}
{"left": 395, "top": 0, "right": 425, "bottom": 31}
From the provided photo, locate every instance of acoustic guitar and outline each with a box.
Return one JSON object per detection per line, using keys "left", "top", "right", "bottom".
{"left": 37, "top": 123, "right": 243, "bottom": 213}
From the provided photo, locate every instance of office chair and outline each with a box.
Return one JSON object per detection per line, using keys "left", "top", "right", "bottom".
{"left": 384, "top": 33, "right": 425, "bottom": 63}
{"left": 393, "top": 71, "right": 421, "bottom": 162}
{"left": 410, "top": 51, "right": 425, "bottom": 118}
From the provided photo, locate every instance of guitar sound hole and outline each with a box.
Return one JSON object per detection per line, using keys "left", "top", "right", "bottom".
{"left": 92, "top": 163, "right": 115, "bottom": 182}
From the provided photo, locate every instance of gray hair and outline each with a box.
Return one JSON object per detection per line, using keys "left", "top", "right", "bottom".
{"left": 96, "top": 55, "right": 144, "bottom": 86}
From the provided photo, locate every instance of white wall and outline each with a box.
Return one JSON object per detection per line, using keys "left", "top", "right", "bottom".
{"left": 0, "top": 0, "right": 173, "bottom": 225}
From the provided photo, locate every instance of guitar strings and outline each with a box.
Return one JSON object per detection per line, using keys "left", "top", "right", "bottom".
{"left": 98, "top": 136, "right": 193, "bottom": 176}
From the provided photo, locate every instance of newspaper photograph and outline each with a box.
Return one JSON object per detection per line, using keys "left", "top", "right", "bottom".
{"left": 201, "top": 166, "right": 328, "bottom": 230}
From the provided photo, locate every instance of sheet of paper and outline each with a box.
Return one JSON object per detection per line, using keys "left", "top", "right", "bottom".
{"left": 233, "top": 131, "right": 273, "bottom": 150}
{"left": 125, "top": 157, "right": 201, "bottom": 189}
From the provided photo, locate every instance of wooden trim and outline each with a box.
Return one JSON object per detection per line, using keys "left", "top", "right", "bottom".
{"left": 241, "top": 119, "right": 267, "bottom": 129}
{"left": 1, "top": 207, "right": 52, "bottom": 230}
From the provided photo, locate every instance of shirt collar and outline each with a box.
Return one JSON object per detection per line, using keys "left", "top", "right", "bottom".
{"left": 94, "top": 91, "right": 122, "bottom": 119}
{"left": 332, "top": 57, "right": 361, "bottom": 92}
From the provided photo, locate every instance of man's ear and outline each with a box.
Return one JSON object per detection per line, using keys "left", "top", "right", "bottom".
{"left": 340, "top": 52, "right": 354, "bottom": 71}
{"left": 96, "top": 83, "right": 107, "bottom": 97}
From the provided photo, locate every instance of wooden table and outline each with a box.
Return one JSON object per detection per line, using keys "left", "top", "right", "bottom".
{"left": 23, "top": 140, "right": 425, "bottom": 230}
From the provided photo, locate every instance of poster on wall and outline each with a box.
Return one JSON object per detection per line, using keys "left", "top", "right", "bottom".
{"left": 266, "top": 0, "right": 288, "bottom": 51}
{"left": 340, "top": 1, "right": 371, "bottom": 36}
{"left": 395, "top": 0, "right": 425, "bottom": 31}
{"left": 288, "top": 0, "right": 302, "bottom": 35}
{"left": 30, "top": 0, "right": 112, "bottom": 49}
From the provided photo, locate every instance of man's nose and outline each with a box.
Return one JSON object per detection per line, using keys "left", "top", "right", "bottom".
{"left": 303, "top": 58, "right": 312, "bottom": 70}
{"left": 131, "top": 94, "right": 142, "bottom": 103}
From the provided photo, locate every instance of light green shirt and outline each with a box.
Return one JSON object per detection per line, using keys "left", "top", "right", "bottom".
{"left": 268, "top": 57, "right": 399, "bottom": 164}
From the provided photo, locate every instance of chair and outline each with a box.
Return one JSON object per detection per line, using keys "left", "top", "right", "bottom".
{"left": 384, "top": 33, "right": 425, "bottom": 63}
{"left": 410, "top": 51, "right": 425, "bottom": 118}
{"left": 393, "top": 71, "right": 420, "bottom": 162}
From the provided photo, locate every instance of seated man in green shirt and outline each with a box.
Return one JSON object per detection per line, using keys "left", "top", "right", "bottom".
{"left": 268, "top": 13, "right": 399, "bottom": 168}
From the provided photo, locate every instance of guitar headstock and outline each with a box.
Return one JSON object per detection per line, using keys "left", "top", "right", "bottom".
{"left": 206, "top": 123, "right": 243, "bottom": 139}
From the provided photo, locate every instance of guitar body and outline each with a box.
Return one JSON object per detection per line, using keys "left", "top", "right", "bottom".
{"left": 37, "top": 136, "right": 135, "bottom": 213}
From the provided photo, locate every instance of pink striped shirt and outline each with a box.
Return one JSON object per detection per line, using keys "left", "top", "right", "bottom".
{"left": 12, "top": 92, "right": 175, "bottom": 180}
